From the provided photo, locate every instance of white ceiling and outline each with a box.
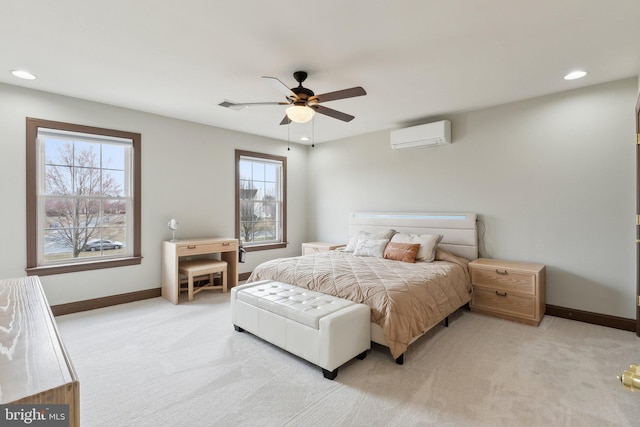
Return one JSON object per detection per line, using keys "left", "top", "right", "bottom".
{"left": 2, "top": 1, "right": 639, "bottom": 144}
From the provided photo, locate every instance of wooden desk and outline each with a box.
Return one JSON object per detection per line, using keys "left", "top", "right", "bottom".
{"left": 0, "top": 276, "right": 80, "bottom": 426}
{"left": 162, "top": 237, "right": 239, "bottom": 304}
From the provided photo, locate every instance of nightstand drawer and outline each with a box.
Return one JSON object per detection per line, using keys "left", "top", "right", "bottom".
{"left": 470, "top": 268, "right": 536, "bottom": 295}
{"left": 472, "top": 287, "right": 535, "bottom": 319}
{"left": 178, "top": 241, "right": 237, "bottom": 256}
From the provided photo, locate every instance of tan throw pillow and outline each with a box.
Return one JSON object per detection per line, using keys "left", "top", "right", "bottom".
{"left": 383, "top": 242, "right": 421, "bottom": 263}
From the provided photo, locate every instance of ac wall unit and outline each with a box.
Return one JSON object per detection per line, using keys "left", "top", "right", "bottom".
{"left": 390, "top": 120, "right": 451, "bottom": 150}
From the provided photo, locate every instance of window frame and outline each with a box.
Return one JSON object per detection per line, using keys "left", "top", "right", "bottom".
{"left": 235, "top": 149, "right": 287, "bottom": 252}
{"left": 26, "top": 118, "right": 142, "bottom": 276}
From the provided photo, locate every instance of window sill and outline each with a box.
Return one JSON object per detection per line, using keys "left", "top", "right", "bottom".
{"left": 26, "top": 256, "right": 142, "bottom": 276}
{"left": 244, "top": 242, "right": 288, "bottom": 252}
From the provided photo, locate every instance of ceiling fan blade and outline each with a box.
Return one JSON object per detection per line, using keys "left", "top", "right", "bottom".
{"left": 279, "top": 115, "right": 292, "bottom": 125}
{"left": 312, "top": 105, "right": 355, "bottom": 122}
{"left": 314, "top": 86, "right": 366, "bottom": 103}
{"left": 219, "top": 100, "right": 289, "bottom": 108}
{"left": 263, "top": 76, "right": 297, "bottom": 98}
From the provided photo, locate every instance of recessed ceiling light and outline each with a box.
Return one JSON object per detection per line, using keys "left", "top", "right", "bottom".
{"left": 11, "top": 70, "right": 37, "bottom": 80}
{"left": 300, "top": 136, "right": 310, "bottom": 141}
{"left": 564, "top": 70, "right": 587, "bottom": 81}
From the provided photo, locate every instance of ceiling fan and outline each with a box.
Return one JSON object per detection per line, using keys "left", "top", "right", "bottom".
{"left": 219, "top": 71, "right": 366, "bottom": 125}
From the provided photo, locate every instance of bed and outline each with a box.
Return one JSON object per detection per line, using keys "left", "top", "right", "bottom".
{"left": 246, "top": 212, "right": 478, "bottom": 362}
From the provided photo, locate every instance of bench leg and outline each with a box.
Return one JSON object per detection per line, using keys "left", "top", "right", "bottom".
{"left": 323, "top": 368, "right": 338, "bottom": 380}
{"left": 355, "top": 350, "right": 367, "bottom": 360}
{"left": 234, "top": 325, "right": 244, "bottom": 332}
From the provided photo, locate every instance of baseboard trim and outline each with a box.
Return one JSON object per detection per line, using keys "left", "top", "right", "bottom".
{"left": 546, "top": 304, "right": 636, "bottom": 332}
{"left": 51, "top": 288, "right": 161, "bottom": 316}
{"left": 50, "top": 285, "right": 637, "bottom": 334}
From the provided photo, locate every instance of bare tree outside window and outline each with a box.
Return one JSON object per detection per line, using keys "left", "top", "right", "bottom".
{"left": 239, "top": 179, "right": 259, "bottom": 243}
{"left": 41, "top": 138, "right": 128, "bottom": 262}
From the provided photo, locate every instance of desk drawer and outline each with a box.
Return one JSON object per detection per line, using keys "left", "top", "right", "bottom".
{"left": 471, "top": 268, "right": 535, "bottom": 295}
{"left": 178, "top": 241, "right": 237, "bottom": 256}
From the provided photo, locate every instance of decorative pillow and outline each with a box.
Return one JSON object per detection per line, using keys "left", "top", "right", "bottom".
{"left": 344, "top": 229, "right": 396, "bottom": 252}
{"left": 390, "top": 233, "right": 443, "bottom": 262}
{"left": 383, "top": 242, "right": 421, "bottom": 263}
{"left": 352, "top": 239, "right": 390, "bottom": 258}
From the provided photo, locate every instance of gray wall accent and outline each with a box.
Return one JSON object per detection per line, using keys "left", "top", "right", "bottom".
{"left": 307, "top": 78, "right": 638, "bottom": 319}
{"left": 0, "top": 83, "right": 308, "bottom": 305}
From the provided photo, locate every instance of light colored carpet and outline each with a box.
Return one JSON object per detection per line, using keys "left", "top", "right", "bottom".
{"left": 55, "top": 292, "right": 640, "bottom": 427}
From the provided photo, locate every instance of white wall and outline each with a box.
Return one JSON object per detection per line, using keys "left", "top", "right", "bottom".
{"left": 0, "top": 83, "right": 308, "bottom": 305}
{"left": 307, "top": 78, "right": 638, "bottom": 319}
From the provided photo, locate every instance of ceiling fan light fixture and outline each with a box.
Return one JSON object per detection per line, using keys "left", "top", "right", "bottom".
{"left": 286, "top": 105, "right": 315, "bottom": 123}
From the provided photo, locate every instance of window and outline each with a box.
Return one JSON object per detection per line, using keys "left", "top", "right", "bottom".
{"left": 26, "top": 118, "right": 141, "bottom": 275}
{"left": 235, "top": 150, "right": 287, "bottom": 251}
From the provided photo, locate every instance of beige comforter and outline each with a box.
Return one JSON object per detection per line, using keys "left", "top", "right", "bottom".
{"left": 247, "top": 248, "right": 472, "bottom": 359}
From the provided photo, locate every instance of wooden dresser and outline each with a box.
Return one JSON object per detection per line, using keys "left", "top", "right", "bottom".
{"left": 469, "top": 258, "right": 546, "bottom": 326}
{"left": 0, "top": 276, "right": 79, "bottom": 426}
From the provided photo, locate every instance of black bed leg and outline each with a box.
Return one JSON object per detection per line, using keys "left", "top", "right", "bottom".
{"left": 395, "top": 353, "right": 404, "bottom": 365}
{"left": 443, "top": 316, "right": 449, "bottom": 327}
{"left": 323, "top": 368, "right": 338, "bottom": 380}
{"left": 234, "top": 325, "right": 244, "bottom": 332}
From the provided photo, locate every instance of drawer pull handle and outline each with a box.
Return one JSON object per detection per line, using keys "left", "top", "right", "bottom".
{"left": 222, "top": 242, "right": 230, "bottom": 246}
{"left": 187, "top": 245, "right": 196, "bottom": 249}
{"left": 496, "top": 291, "right": 507, "bottom": 297}
{"left": 496, "top": 269, "right": 508, "bottom": 275}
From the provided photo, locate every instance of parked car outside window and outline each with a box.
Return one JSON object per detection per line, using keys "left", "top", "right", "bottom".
{"left": 84, "top": 239, "right": 124, "bottom": 251}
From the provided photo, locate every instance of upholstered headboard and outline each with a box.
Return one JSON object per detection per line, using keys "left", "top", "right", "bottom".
{"left": 348, "top": 212, "right": 478, "bottom": 260}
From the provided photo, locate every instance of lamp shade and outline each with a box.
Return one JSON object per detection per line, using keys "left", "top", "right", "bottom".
{"left": 286, "top": 105, "right": 315, "bottom": 123}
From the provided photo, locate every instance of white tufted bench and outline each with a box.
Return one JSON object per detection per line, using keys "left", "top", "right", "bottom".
{"left": 231, "top": 280, "right": 370, "bottom": 379}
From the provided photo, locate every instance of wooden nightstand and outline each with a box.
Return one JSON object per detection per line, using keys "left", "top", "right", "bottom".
{"left": 469, "top": 258, "right": 546, "bottom": 326}
{"left": 301, "top": 242, "right": 346, "bottom": 255}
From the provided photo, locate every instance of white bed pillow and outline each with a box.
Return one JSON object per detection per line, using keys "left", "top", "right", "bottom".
{"left": 390, "top": 233, "right": 443, "bottom": 262}
{"left": 353, "top": 239, "right": 390, "bottom": 258}
{"left": 344, "top": 229, "right": 396, "bottom": 252}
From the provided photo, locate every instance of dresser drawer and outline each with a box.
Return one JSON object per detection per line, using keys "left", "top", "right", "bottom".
{"left": 471, "top": 287, "right": 536, "bottom": 320}
{"left": 470, "top": 268, "right": 536, "bottom": 295}
{"left": 178, "top": 241, "right": 237, "bottom": 256}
